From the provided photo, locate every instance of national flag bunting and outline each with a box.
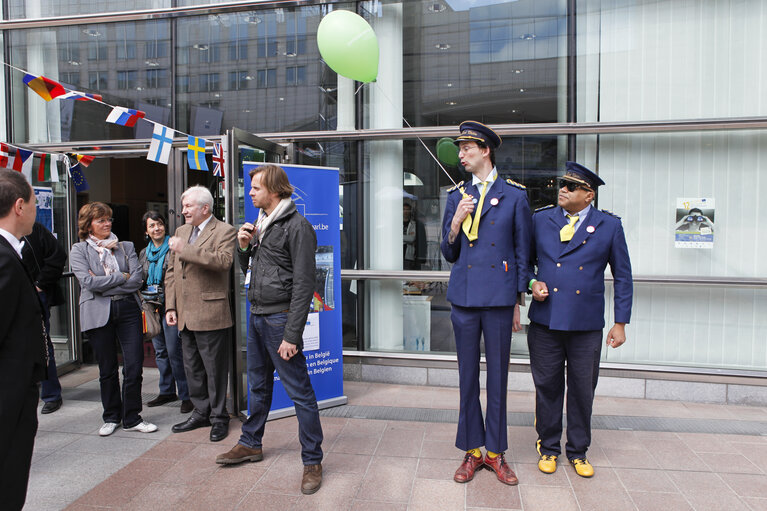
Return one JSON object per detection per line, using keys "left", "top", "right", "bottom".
{"left": 68, "top": 162, "right": 90, "bottom": 192}
{"left": 0, "top": 143, "right": 14, "bottom": 169}
{"left": 148, "top": 124, "right": 175, "bottom": 165}
{"left": 212, "top": 143, "right": 225, "bottom": 177}
{"left": 106, "top": 106, "right": 146, "bottom": 127}
{"left": 187, "top": 137, "right": 208, "bottom": 171}
{"left": 23, "top": 74, "right": 66, "bottom": 101}
{"left": 15, "top": 149, "right": 34, "bottom": 180}
{"left": 37, "top": 153, "right": 58, "bottom": 182}
{"left": 74, "top": 153, "right": 96, "bottom": 167}
{"left": 59, "top": 91, "right": 103, "bottom": 102}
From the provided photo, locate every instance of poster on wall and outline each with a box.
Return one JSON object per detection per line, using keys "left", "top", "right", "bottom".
{"left": 34, "top": 186, "right": 54, "bottom": 234}
{"left": 675, "top": 198, "right": 715, "bottom": 249}
{"left": 243, "top": 162, "right": 345, "bottom": 415}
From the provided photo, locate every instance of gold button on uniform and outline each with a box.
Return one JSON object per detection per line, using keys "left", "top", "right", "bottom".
{"left": 579, "top": 266, "right": 583, "bottom": 270}
{"left": 556, "top": 263, "right": 561, "bottom": 267}
{"left": 469, "top": 243, "right": 474, "bottom": 247}
{"left": 468, "top": 265, "right": 472, "bottom": 268}
{"left": 582, "top": 240, "right": 587, "bottom": 245}
{"left": 553, "top": 288, "right": 558, "bottom": 292}
{"left": 576, "top": 290, "right": 580, "bottom": 294}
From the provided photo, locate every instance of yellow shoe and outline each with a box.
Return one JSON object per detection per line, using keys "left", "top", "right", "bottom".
{"left": 569, "top": 458, "right": 594, "bottom": 478}
{"left": 538, "top": 454, "right": 557, "bottom": 474}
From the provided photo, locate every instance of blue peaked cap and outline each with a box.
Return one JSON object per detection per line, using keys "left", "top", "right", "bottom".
{"left": 562, "top": 161, "right": 605, "bottom": 189}
{"left": 453, "top": 120, "right": 502, "bottom": 150}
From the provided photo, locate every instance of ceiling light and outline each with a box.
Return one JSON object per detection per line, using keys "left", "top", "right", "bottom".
{"left": 67, "top": 60, "right": 81, "bottom": 66}
{"left": 446, "top": 100, "right": 457, "bottom": 105}
{"left": 82, "top": 29, "right": 102, "bottom": 37}
{"left": 519, "top": 88, "right": 525, "bottom": 92}
{"left": 446, "top": 83, "right": 453, "bottom": 88}
{"left": 193, "top": 43, "right": 209, "bottom": 51}
{"left": 427, "top": 3, "right": 446, "bottom": 13}
{"left": 513, "top": 69, "right": 524, "bottom": 74}
{"left": 435, "top": 43, "right": 451, "bottom": 50}
{"left": 520, "top": 33, "right": 536, "bottom": 40}
{"left": 145, "top": 60, "right": 160, "bottom": 67}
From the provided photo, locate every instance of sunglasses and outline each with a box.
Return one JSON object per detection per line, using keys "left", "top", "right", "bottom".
{"left": 559, "top": 180, "right": 591, "bottom": 193}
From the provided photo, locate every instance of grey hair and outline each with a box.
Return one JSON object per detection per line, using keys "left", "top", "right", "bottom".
{"left": 181, "top": 185, "right": 214, "bottom": 209}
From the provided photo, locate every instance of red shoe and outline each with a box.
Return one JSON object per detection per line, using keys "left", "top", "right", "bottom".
{"left": 484, "top": 453, "right": 519, "bottom": 485}
{"left": 454, "top": 452, "right": 483, "bottom": 483}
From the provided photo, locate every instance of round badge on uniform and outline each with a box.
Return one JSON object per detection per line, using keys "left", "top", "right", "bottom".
{"left": 586, "top": 225, "right": 595, "bottom": 233}
{"left": 490, "top": 198, "right": 499, "bottom": 206}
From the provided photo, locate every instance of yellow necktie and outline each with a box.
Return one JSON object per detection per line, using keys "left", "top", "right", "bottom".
{"left": 464, "top": 181, "right": 488, "bottom": 241}
{"left": 560, "top": 214, "right": 579, "bottom": 242}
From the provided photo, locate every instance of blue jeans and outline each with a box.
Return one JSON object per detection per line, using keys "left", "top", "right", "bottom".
{"left": 38, "top": 291, "right": 62, "bottom": 403}
{"left": 152, "top": 310, "right": 189, "bottom": 400}
{"left": 239, "top": 312, "right": 323, "bottom": 465}
{"left": 86, "top": 298, "right": 145, "bottom": 428}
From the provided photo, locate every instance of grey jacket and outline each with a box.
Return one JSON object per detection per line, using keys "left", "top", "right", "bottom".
{"left": 70, "top": 241, "right": 143, "bottom": 332}
{"left": 238, "top": 201, "right": 317, "bottom": 347}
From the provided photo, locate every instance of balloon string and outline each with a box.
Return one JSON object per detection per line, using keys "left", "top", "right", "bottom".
{"left": 358, "top": 81, "right": 459, "bottom": 189}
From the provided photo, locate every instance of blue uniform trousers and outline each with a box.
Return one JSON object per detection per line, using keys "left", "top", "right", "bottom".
{"left": 451, "top": 304, "right": 513, "bottom": 454}
{"left": 527, "top": 322, "right": 602, "bottom": 460}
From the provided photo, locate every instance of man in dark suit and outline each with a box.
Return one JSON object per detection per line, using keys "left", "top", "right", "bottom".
{"left": 0, "top": 169, "right": 47, "bottom": 511}
{"left": 528, "top": 161, "right": 633, "bottom": 478}
{"left": 440, "top": 121, "right": 531, "bottom": 486}
{"left": 165, "top": 185, "right": 237, "bottom": 442}
{"left": 22, "top": 221, "right": 67, "bottom": 414}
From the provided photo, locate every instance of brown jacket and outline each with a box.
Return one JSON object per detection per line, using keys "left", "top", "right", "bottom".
{"left": 165, "top": 216, "right": 237, "bottom": 331}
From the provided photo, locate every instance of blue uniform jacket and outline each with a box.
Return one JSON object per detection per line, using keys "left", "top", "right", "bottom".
{"left": 441, "top": 178, "right": 531, "bottom": 307}
{"left": 528, "top": 205, "right": 633, "bottom": 331}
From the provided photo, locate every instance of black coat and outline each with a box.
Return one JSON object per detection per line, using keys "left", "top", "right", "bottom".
{"left": 238, "top": 202, "right": 317, "bottom": 347}
{"left": 21, "top": 222, "right": 67, "bottom": 306}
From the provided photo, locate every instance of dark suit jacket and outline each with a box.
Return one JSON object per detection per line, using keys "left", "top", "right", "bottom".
{"left": 528, "top": 205, "right": 633, "bottom": 331}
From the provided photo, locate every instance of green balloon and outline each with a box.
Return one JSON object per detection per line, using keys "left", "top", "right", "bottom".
{"left": 317, "top": 10, "right": 379, "bottom": 83}
{"left": 436, "top": 137, "right": 459, "bottom": 167}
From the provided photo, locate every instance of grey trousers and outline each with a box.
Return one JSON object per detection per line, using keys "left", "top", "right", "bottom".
{"left": 180, "top": 327, "right": 230, "bottom": 424}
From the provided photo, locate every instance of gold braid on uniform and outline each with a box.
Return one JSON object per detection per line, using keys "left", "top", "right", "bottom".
{"left": 505, "top": 178, "right": 526, "bottom": 190}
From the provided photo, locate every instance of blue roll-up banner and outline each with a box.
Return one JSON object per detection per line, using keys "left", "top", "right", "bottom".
{"left": 242, "top": 162, "right": 345, "bottom": 415}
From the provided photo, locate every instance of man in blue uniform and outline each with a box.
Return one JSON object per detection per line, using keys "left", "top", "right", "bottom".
{"left": 528, "top": 161, "right": 633, "bottom": 478}
{"left": 441, "top": 121, "right": 531, "bottom": 486}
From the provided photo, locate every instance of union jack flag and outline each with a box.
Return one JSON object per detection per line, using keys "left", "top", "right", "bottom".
{"left": 212, "top": 142, "right": 225, "bottom": 178}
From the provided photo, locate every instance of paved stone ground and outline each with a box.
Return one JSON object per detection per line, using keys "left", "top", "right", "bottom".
{"left": 21, "top": 366, "right": 767, "bottom": 510}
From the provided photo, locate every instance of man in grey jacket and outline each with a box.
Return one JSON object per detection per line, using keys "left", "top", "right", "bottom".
{"left": 215, "top": 164, "right": 323, "bottom": 495}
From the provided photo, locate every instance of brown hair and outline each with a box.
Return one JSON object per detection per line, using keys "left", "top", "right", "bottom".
{"left": 0, "top": 169, "right": 33, "bottom": 217}
{"left": 248, "top": 164, "right": 294, "bottom": 199}
{"left": 77, "top": 202, "right": 113, "bottom": 240}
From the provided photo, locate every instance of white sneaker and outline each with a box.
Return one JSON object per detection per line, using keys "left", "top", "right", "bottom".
{"left": 99, "top": 422, "right": 120, "bottom": 436}
{"left": 123, "top": 421, "right": 158, "bottom": 433}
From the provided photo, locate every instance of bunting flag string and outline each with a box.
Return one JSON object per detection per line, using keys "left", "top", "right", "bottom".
{"left": 5, "top": 62, "right": 231, "bottom": 185}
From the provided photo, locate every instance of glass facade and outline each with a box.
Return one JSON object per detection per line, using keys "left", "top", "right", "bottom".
{"left": 3, "top": 0, "right": 766, "bottom": 375}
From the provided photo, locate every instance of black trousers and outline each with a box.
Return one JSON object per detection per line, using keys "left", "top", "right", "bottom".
{"left": 0, "top": 381, "right": 39, "bottom": 511}
{"left": 180, "top": 328, "right": 230, "bottom": 424}
{"left": 527, "top": 322, "right": 602, "bottom": 460}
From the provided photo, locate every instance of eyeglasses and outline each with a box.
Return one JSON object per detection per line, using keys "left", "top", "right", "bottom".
{"left": 94, "top": 218, "right": 114, "bottom": 225}
{"left": 559, "top": 180, "right": 591, "bottom": 193}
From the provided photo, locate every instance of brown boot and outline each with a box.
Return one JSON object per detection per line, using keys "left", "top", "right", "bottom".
{"left": 301, "top": 464, "right": 322, "bottom": 494}
{"left": 215, "top": 444, "right": 263, "bottom": 465}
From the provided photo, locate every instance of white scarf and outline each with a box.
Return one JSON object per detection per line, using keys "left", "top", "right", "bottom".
{"left": 86, "top": 233, "right": 121, "bottom": 275}
{"left": 255, "top": 198, "right": 292, "bottom": 243}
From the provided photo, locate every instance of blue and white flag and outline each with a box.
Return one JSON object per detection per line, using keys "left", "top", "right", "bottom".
{"left": 147, "top": 124, "right": 175, "bottom": 164}
{"left": 106, "top": 106, "right": 145, "bottom": 127}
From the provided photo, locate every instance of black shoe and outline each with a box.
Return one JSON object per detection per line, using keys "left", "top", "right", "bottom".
{"left": 180, "top": 400, "right": 194, "bottom": 414}
{"left": 147, "top": 393, "right": 178, "bottom": 407}
{"left": 41, "top": 399, "right": 62, "bottom": 414}
{"left": 172, "top": 415, "right": 211, "bottom": 433}
{"left": 210, "top": 422, "right": 229, "bottom": 442}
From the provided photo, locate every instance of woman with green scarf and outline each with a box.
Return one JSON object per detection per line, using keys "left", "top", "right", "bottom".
{"left": 139, "top": 211, "right": 192, "bottom": 414}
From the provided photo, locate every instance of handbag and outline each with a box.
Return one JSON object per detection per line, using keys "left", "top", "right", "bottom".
{"left": 141, "top": 300, "right": 163, "bottom": 341}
